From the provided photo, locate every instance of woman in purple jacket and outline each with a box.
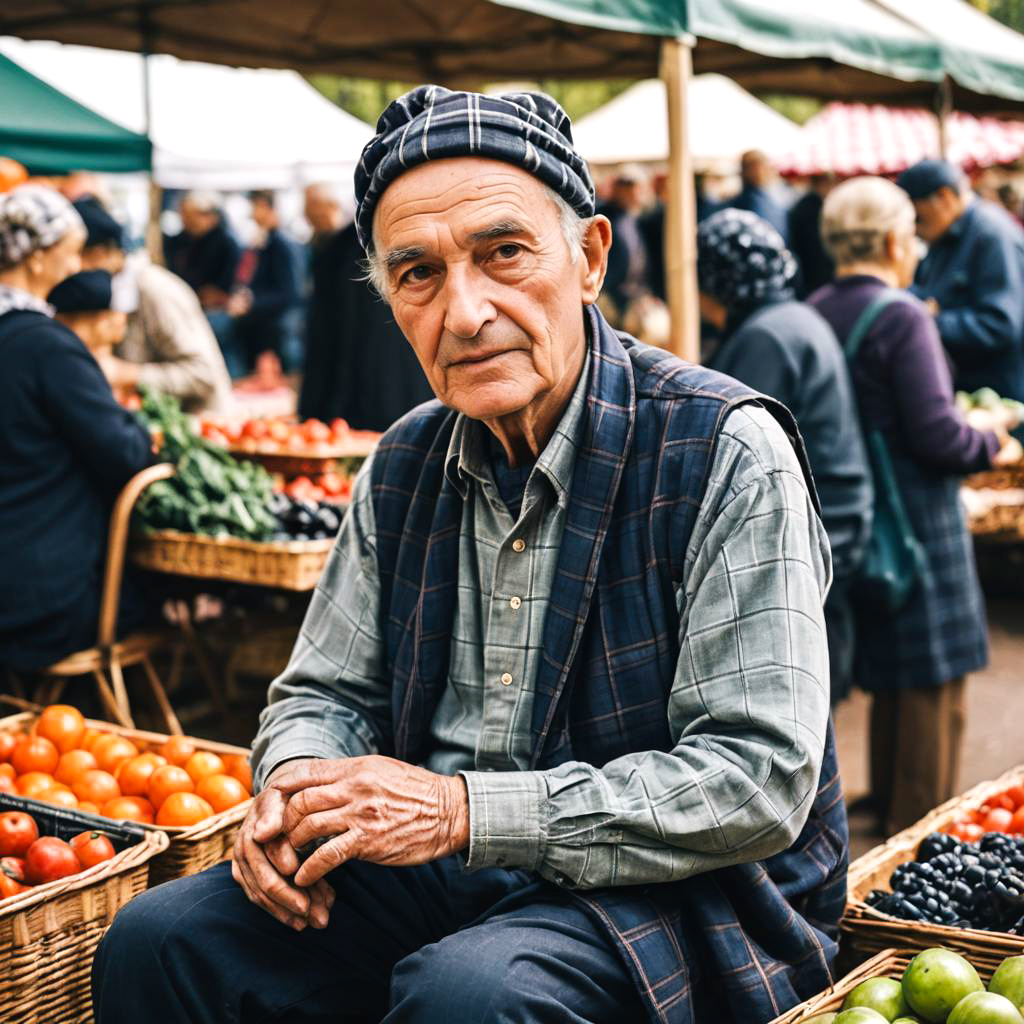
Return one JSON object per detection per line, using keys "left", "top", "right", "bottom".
{"left": 809, "top": 176, "right": 1020, "bottom": 834}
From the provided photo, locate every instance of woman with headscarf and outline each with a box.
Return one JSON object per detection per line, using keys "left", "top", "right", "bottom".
{"left": 697, "top": 207, "right": 873, "bottom": 705}
{"left": 0, "top": 185, "right": 154, "bottom": 674}
{"left": 808, "top": 176, "right": 1020, "bottom": 834}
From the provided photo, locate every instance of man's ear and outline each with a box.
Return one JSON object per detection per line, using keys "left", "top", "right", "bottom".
{"left": 580, "top": 216, "right": 612, "bottom": 305}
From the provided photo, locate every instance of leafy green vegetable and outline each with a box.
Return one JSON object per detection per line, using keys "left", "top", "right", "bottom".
{"left": 135, "top": 389, "right": 276, "bottom": 540}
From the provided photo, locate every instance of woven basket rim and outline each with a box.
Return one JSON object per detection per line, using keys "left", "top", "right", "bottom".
{"left": 131, "top": 530, "right": 334, "bottom": 553}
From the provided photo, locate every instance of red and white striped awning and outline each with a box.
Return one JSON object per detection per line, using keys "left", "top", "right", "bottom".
{"left": 777, "top": 102, "right": 1024, "bottom": 178}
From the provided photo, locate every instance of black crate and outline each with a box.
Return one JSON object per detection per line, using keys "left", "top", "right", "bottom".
{"left": 0, "top": 793, "right": 147, "bottom": 852}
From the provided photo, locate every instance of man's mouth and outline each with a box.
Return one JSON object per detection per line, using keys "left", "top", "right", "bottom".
{"left": 451, "top": 350, "right": 513, "bottom": 367}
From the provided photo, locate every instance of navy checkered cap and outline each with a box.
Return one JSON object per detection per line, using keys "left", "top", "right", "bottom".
{"left": 354, "top": 85, "right": 596, "bottom": 251}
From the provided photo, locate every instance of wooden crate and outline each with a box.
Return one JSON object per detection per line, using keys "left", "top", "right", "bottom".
{"left": 843, "top": 765, "right": 1024, "bottom": 970}
{"left": 130, "top": 530, "right": 333, "bottom": 590}
{"left": 0, "top": 713, "right": 252, "bottom": 888}
{"left": 0, "top": 795, "right": 168, "bottom": 1024}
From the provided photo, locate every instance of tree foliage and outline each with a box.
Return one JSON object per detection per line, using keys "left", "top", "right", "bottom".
{"left": 970, "top": 0, "right": 1024, "bottom": 31}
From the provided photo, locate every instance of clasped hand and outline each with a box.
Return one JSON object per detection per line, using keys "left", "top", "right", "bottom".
{"left": 231, "top": 755, "right": 470, "bottom": 931}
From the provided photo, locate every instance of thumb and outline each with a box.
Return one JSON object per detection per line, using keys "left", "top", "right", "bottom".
{"left": 252, "top": 787, "right": 287, "bottom": 843}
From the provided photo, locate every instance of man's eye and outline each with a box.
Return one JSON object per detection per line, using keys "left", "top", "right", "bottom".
{"left": 402, "top": 265, "right": 434, "bottom": 284}
{"left": 493, "top": 244, "right": 521, "bottom": 260}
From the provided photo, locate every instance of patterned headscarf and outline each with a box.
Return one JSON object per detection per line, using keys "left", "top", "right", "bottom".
{"left": 697, "top": 208, "right": 797, "bottom": 307}
{"left": 354, "top": 85, "right": 595, "bottom": 252}
{"left": 0, "top": 185, "right": 84, "bottom": 272}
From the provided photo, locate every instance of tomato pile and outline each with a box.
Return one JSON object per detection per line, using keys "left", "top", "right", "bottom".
{"left": 0, "top": 706, "right": 252, "bottom": 828}
{"left": 0, "top": 811, "right": 117, "bottom": 900}
{"left": 806, "top": 948, "right": 1024, "bottom": 1023}
{"left": 945, "top": 783, "right": 1024, "bottom": 843}
{"left": 199, "top": 416, "right": 377, "bottom": 454}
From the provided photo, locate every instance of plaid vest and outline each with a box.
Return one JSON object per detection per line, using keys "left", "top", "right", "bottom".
{"left": 369, "top": 308, "right": 849, "bottom": 1024}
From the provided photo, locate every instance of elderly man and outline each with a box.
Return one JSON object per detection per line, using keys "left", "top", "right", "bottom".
{"left": 93, "top": 87, "right": 846, "bottom": 1024}
{"left": 73, "top": 197, "right": 234, "bottom": 414}
{"left": 900, "top": 158, "right": 1024, "bottom": 402}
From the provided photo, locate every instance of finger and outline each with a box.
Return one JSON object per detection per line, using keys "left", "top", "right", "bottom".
{"left": 281, "top": 784, "right": 351, "bottom": 834}
{"left": 306, "top": 880, "right": 333, "bottom": 929}
{"left": 240, "top": 832, "right": 311, "bottom": 919}
{"left": 252, "top": 788, "right": 288, "bottom": 844}
{"left": 272, "top": 758, "right": 363, "bottom": 795}
{"left": 233, "top": 851, "right": 305, "bottom": 930}
{"left": 294, "top": 831, "right": 360, "bottom": 888}
{"left": 285, "top": 807, "right": 350, "bottom": 849}
{"left": 264, "top": 835, "right": 300, "bottom": 877}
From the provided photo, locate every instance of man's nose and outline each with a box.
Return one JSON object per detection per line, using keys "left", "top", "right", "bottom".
{"left": 442, "top": 266, "right": 497, "bottom": 340}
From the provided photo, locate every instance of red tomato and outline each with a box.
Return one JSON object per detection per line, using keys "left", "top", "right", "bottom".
{"left": 1005, "top": 785, "right": 1024, "bottom": 809}
{"left": 70, "top": 831, "right": 116, "bottom": 869}
{"left": 285, "top": 476, "right": 314, "bottom": 499}
{"left": 950, "top": 821, "right": 985, "bottom": 843}
{"left": 242, "top": 420, "right": 268, "bottom": 441}
{"left": 319, "top": 472, "right": 344, "bottom": 497}
{"left": 25, "top": 837, "right": 80, "bottom": 884}
{"left": 994, "top": 793, "right": 1017, "bottom": 812}
{"left": 307, "top": 486, "right": 326, "bottom": 503}
{"left": 266, "top": 420, "right": 290, "bottom": 444}
{"left": 0, "top": 856, "right": 25, "bottom": 882}
{"left": 329, "top": 417, "right": 350, "bottom": 439}
{"left": 302, "top": 419, "right": 331, "bottom": 444}
{"left": 221, "top": 422, "right": 242, "bottom": 444}
{"left": 1011, "top": 807, "right": 1024, "bottom": 835}
{"left": 0, "top": 871, "right": 28, "bottom": 899}
{"left": 983, "top": 807, "right": 1015, "bottom": 833}
{"left": 0, "top": 812, "right": 38, "bottom": 857}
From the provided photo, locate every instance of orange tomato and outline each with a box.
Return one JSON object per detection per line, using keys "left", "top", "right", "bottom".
{"left": 43, "top": 786, "right": 79, "bottom": 810}
{"left": 70, "top": 831, "right": 116, "bottom": 869}
{"left": 92, "top": 736, "right": 139, "bottom": 775}
{"left": 147, "top": 765, "right": 194, "bottom": 811}
{"left": 135, "top": 752, "right": 167, "bottom": 769}
{"left": 1011, "top": 807, "right": 1024, "bottom": 835}
{"left": 1006, "top": 785, "right": 1024, "bottom": 809}
{"left": 156, "top": 792, "right": 214, "bottom": 827}
{"left": 0, "top": 764, "right": 15, "bottom": 783}
{"left": 35, "top": 705, "right": 86, "bottom": 754}
{"left": 983, "top": 807, "right": 1014, "bottom": 833}
{"left": 116, "top": 755, "right": 163, "bottom": 797}
{"left": 159, "top": 736, "right": 197, "bottom": 768}
{"left": 54, "top": 749, "right": 98, "bottom": 787}
{"left": 78, "top": 802, "right": 100, "bottom": 815}
{"left": 11, "top": 735, "right": 59, "bottom": 776}
{"left": 994, "top": 793, "right": 1017, "bottom": 812}
{"left": 80, "top": 729, "right": 103, "bottom": 752}
{"left": 184, "top": 751, "right": 225, "bottom": 786}
{"left": 16, "top": 771, "right": 56, "bottom": 799}
{"left": 222, "top": 755, "right": 253, "bottom": 794}
{"left": 71, "top": 769, "right": 120, "bottom": 807}
{"left": 100, "top": 796, "right": 155, "bottom": 824}
{"left": 0, "top": 775, "right": 14, "bottom": 795}
{"left": 195, "top": 774, "right": 249, "bottom": 814}
{"left": 0, "top": 733, "right": 15, "bottom": 763}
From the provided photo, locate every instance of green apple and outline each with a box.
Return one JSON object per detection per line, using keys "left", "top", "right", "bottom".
{"left": 946, "top": 991, "right": 1024, "bottom": 1023}
{"left": 835, "top": 1010, "right": 889, "bottom": 1024}
{"left": 902, "top": 949, "right": 984, "bottom": 1022}
{"left": 991, "top": 956, "right": 1024, "bottom": 1012}
{"left": 804, "top": 1015, "right": 837, "bottom": 1024}
{"left": 842, "top": 977, "right": 910, "bottom": 1020}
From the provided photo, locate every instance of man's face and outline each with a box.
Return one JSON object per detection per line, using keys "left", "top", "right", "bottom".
{"left": 373, "top": 158, "right": 602, "bottom": 422}
{"left": 912, "top": 187, "right": 963, "bottom": 244}
{"left": 304, "top": 189, "right": 341, "bottom": 235}
{"left": 251, "top": 198, "right": 276, "bottom": 231}
{"left": 180, "top": 201, "right": 215, "bottom": 237}
{"left": 80, "top": 244, "right": 125, "bottom": 275}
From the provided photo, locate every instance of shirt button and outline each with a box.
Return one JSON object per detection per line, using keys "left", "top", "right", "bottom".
{"left": 512, "top": 538, "right": 526, "bottom": 553}
{"left": 509, "top": 596, "right": 522, "bottom": 610}
{"left": 500, "top": 672, "right": 513, "bottom": 686}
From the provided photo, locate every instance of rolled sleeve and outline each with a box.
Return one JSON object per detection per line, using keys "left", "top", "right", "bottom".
{"left": 460, "top": 769, "right": 546, "bottom": 872}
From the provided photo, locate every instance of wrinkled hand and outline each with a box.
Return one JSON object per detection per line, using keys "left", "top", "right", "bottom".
{"left": 231, "top": 758, "right": 335, "bottom": 931}
{"left": 273, "top": 755, "right": 470, "bottom": 888}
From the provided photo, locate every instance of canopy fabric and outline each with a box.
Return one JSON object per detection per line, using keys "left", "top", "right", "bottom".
{"left": 777, "top": 101, "right": 1024, "bottom": 177}
{"left": 572, "top": 75, "right": 802, "bottom": 168}
{"left": 0, "top": 37, "right": 373, "bottom": 189}
{"left": 5, "top": 0, "right": 1024, "bottom": 113}
{"left": 0, "top": 51, "right": 150, "bottom": 174}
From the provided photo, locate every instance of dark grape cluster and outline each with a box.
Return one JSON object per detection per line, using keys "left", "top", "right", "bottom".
{"left": 866, "top": 831, "right": 1024, "bottom": 934}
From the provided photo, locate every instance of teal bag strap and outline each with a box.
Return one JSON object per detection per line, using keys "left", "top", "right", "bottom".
{"left": 843, "top": 287, "right": 914, "bottom": 362}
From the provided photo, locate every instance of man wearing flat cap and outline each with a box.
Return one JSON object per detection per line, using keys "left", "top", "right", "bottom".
{"left": 900, "top": 158, "right": 1024, "bottom": 403}
{"left": 95, "top": 87, "right": 846, "bottom": 1024}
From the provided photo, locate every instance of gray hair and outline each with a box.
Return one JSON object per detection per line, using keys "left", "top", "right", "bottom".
{"left": 182, "top": 190, "right": 222, "bottom": 213}
{"left": 364, "top": 183, "right": 589, "bottom": 299}
{"left": 821, "top": 176, "right": 916, "bottom": 267}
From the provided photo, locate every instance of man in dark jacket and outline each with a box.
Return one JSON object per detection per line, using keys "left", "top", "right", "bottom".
{"left": 900, "top": 158, "right": 1024, "bottom": 402}
{"left": 596, "top": 164, "right": 650, "bottom": 321}
{"left": 699, "top": 207, "right": 872, "bottom": 703}
{"left": 297, "top": 183, "right": 432, "bottom": 430}
{"left": 728, "top": 150, "right": 790, "bottom": 243}
{"left": 163, "top": 191, "right": 241, "bottom": 311}
{"left": 789, "top": 175, "right": 837, "bottom": 297}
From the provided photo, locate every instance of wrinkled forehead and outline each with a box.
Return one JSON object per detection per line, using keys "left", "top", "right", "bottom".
{"left": 372, "top": 157, "right": 557, "bottom": 252}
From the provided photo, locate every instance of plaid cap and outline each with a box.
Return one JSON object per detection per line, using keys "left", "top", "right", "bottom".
{"left": 354, "top": 85, "right": 596, "bottom": 252}
{"left": 0, "top": 184, "right": 84, "bottom": 272}
{"left": 697, "top": 208, "right": 797, "bottom": 306}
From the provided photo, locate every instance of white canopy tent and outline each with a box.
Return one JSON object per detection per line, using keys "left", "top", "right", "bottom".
{"left": 571, "top": 75, "right": 803, "bottom": 170}
{"left": 0, "top": 35, "right": 373, "bottom": 190}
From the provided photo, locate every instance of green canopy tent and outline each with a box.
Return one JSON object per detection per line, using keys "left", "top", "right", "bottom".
{"left": 5, "top": 0, "right": 1024, "bottom": 357}
{"left": 0, "top": 51, "right": 151, "bottom": 173}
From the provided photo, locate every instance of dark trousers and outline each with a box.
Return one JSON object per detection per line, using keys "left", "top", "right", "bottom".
{"left": 92, "top": 857, "right": 641, "bottom": 1024}
{"left": 824, "top": 575, "right": 855, "bottom": 706}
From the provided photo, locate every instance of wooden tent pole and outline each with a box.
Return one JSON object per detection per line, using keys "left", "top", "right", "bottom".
{"left": 660, "top": 36, "right": 699, "bottom": 364}
{"left": 935, "top": 77, "right": 953, "bottom": 160}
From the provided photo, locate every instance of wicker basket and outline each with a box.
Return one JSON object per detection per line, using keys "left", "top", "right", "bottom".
{"left": 0, "top": 794, "right": 169, "bottom": 1024}
{"left": 770, "top": 948, "right": 1000, "bottom": 1023}
{"left": 130, "top": 530, "right": 333, "bottom": 590}
{"left": 843, "top": 765, "right": 1024, "bottom": 970}
{"left": 0, "top": 713, "right": 252, "bottom": 888}
{"left": 228, "top": 437, "right": 376, "bottom": 477}
{"left": 965, "top": 466, "right": 1024, "bottom": 490}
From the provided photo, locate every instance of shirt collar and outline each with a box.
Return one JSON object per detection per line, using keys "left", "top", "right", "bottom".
{"left": 0, "top": 284, "right": 54, "bottom": 319}
{"left": 444, "top": 342, "right": 592, "bottom": 510}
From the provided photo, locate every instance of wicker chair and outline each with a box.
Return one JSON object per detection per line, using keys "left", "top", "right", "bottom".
{"left": 35, "top": 463, "right": 186, "bottom": 734}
